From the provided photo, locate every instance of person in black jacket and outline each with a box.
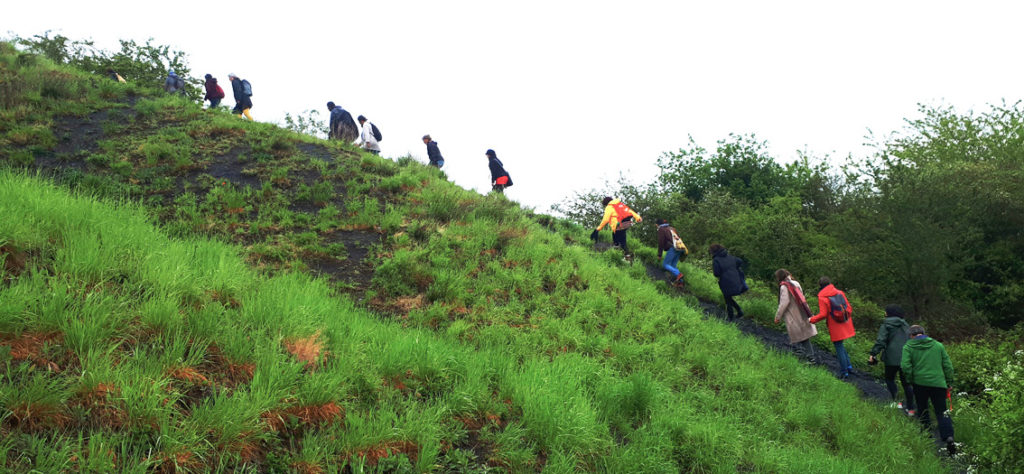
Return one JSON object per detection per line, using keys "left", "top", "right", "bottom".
{"left": 711, "top": 243, "right": 746, "bottom": 320}
{"left": 423, "top": 135, "right": 444, "bottom": 168}
{"left": 486, "top": 149, "right": 512, "bottom": 193}
{"left": 327, "top": 102, "right": 357, "bottom": 142}
{"left": 869, "top": 304, "right": 916, "bottom": 414}
{"left": 227, "top": 73, "right": 253, "bottom": 120}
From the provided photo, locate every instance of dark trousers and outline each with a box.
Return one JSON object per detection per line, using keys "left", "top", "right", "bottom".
{"left": 884, "top": 365, "right": 915, "bottom": 409}
{"left": 913, "top": 384, "right": 954, "bottom": 441}
{"left": 723, "top": 294, "right": 742, "bottom": 318}
{"left": 794, "top": 338, "right": 815, "bottom": 361}
{"left": 612, "top": 228, "right": 629, "bottom": 254}
{"left": 491, "top": 184, "right": 505, "bottom": 194}
{"left": 208, "top": 98, "right": 221, "bottom": 108}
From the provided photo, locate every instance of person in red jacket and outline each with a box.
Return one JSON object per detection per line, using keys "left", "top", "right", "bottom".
{"left": 203, "top": 74, "right": 225, "bottom": 108}
{"left": 808, "top": 276, "right": 856, "bottom": 379}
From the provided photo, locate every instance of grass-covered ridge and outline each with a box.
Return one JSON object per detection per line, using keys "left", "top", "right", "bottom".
{"left": 0, "top": 41, "right": 947, "bottom": 472}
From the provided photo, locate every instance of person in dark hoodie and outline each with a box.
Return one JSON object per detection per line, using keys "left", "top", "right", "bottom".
{"left": 423, "top": 135, "right": 444, "bottom": 168}
{"left": 203, "top": 74, "right": 225, "bottom": 108}
{"left": 710, "top": 244, "right": 746, "bottom": 320}
{"left": 809, "top": 276, "right": 855, "bottom": 379}
{"left": 327, "top": 102, "right": 358, "bottom": 142}
{"left": 901, "top": 324, "right": 955, "bottom": 456}
{"left": 869, "top": 304, "right": 916, "bottom": 415}
{"left": 228, "top": 73, "right": 253, "bottom": 120}
{"left": 656, "top": 219, "right": 686, "bottom": 287}
{"left": 486, "top": 149, "right": 512, "bottom": 193}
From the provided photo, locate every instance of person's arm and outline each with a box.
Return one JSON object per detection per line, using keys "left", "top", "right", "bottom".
{"left": 596, "top": 206, "right": 613, "bottom": 231}
{"left": 712, "top": 258, "right": 722, "bottom": 278}
{"left": 901, "top": 343, "right": 914, "bottom": 384}
{"left": 869, "top": 322, "right": 888, "bottom": 358}
{"left": 629, "top": 209, "right": 642, "bottom": 223}
{"left": 941, "top": 345, "right": 954, "bottom": 387}
{"left": 809, "top": 294, "right": 828, "bottom": 324}
{"left": 775, "top": 285, "right": 789, "bottom": 323}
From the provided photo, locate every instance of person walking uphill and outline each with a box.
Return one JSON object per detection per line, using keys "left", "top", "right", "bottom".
{"left": 656, "top": 219, "right": 687, "bottom": 287}
{"left": 203, "top": 74, "right": 225, "bottom": 108}
{"left": 591, "top": 197, "right": 642, "bottom": 260}
{"left": 902, "top": 324, "right": 956, "bottom": 455}
{"left": 486, "top": 149, "right": 512, "bottom": 193}
{"left": 869, "top": 304, "right": 916, "bottom": 415}
{"left": 327, "top": 102, "right": 357, "bottom": 142}
{"left": 228, "top": 73, "right": 253, "bottom": 120}
{"left": 710, "top": 244, "right": 746, "bottom": 320}
{"left": 165, "top": 70, "right": 185, "bottom": 95}
{"left": 423, "top": 135, "right": 444, "bottom": 168}
{"left": 808, "top": 277, "right": 855, "bottom": 379}
{"left": 356, "top": 115, "right": 381, "bottom": 154}
{"left": 774, "top": 269, "right": 817, "bottom": 362}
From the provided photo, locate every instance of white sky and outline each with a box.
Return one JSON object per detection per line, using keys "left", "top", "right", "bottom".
{"left": 6, "top": 1, "right": 1023, "bottom": 212}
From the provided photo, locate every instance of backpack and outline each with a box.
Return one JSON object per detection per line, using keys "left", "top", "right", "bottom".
{"left": 174, "top": 76, "right": 185, "bottom": 90}
{"left": 241, "top": 79, "right": 252, "bottom": 97}
{"left": 370, "top": 123, "right": 382, "bottom": 142}
{"left": 669, "top": 228, "right": 688, "bottom": 255}
{"left": 828, "top": 293, "right": 851, "bottom": 323}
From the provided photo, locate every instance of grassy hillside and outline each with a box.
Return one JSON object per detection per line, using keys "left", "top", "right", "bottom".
{"left": 0, "top": 42, "right": 948, "bottom": 472}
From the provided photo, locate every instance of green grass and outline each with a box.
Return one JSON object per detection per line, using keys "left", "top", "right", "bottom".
{"left": 0, "top": 41, "right": 953, "bottom": 472}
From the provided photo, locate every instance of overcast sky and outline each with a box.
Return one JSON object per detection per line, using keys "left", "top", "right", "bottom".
{"left": 6, "top": 1, "right": 1023, "bottom": 213}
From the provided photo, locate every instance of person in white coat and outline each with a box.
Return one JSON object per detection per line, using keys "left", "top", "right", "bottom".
{"left": 356, "top": 115, "right": 381, "bottom": 155}
{"left": 774, "top": 269, "right": 818, "bottom": 362}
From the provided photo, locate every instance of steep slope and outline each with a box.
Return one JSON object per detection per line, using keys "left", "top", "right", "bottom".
{"left": 0, "top": 43, "right": 946, "bottom": 472}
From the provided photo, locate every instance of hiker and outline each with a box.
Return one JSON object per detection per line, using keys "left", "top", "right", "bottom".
{"left": 228, "top": 73, "right": 253, "bottom": 120}
{"left": 591, "top": 197, "right": 642, "bottom": 259}
{"left": 107, "top": 68, "right": 126, "bottom": 83}
{"left": 656, "top": 219, "right": 687, "bottom": 287}
{"left": 773, "top": 269, "right": 817, "bottom": 361}
{"left": 165, "top": 69, "right": 185, "bottom": 95}
{"left": 356, "top": 115, "right": 381, "bottom": 154}
{"left": 422, "top": 135, "right": 444, "bottom": 168}
{"left": 486, "top": 149, "right": 512, "bottom": 193}
{"left": 203, "top": 74, "right": 225, "bottom": 108}
{"left": 808, "top": 277, "right": 856, "bottom": 379}
{"left": 327, "top": 102, "right": 357, "bottom": 142}
{"left": 869, "top": 304, "right": 916, "bottom": 415}
{"left": 710, "top": 244, "right": 746, "bottom": 320}
{"left": 901, "top": 324, "right": 955, "bottom": 455}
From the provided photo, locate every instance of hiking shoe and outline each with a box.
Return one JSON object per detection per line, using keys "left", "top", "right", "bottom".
{"left": 906, "top": 409, "right": 916, "bottom": 417}
{"left": 672, "top": 274, "right": 685, "bottom": 287}
{"left": 896, "top": 402, "right": 905, "bottom": 410}
{"left": 945, "top": 437, "right": 956, "bottom": 456}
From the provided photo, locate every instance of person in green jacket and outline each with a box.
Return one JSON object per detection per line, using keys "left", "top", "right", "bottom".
{"left": 901, "top": 324, "right": 955, "bottom": 455}
{"left": 868, "top": 304, "right": 916, "bottom": 415}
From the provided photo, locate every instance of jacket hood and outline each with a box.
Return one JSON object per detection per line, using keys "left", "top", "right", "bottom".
{"left": 168, "top": 70, "right": 177, "bottom": 76}
{"left": 206, "top": 77, "right": 217, "bottom": 84}
{"left": 712, "top": 248, "right": 729, "bottom": 258}
{"left": 883, "top": 316, "right": 909, "bottom": 330}
{"left": 817, "top": 284, "right": 839, "bottom": 297}
{"left": 905, "top": 336, "right": 936, "bottom": 350}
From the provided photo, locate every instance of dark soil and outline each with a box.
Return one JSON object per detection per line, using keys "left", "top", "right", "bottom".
{"left": 308, "top": 230, "right": 382, "bottom": 299}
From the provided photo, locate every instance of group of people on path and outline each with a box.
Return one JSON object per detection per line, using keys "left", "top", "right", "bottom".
{"left": 590, "top": 196, "right": 956, "bottom": 455}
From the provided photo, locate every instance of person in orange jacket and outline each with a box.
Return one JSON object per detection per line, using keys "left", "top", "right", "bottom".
{"left": 590, "top": 197, "right": 642, "bottom": 258}
{"left": 809, "top": 276, "right": 856, "bottom": 379}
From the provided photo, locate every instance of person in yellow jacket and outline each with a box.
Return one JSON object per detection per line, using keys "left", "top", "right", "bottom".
{"left": 590, "top": 197, "right": 642, "bottom": 258}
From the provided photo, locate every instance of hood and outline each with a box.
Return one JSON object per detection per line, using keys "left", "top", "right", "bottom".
{"left": 168, "top": 70, "right": 177, "bottom": 77}
{"left": 206, "top": 77, "right": 217, "bottom": 84}
{"left": 658, "top": 223, "right": 670, "bottom": 228}
{"left": 817, "top": 284, "right": 839, "bottom": 297}
{"left": 712, "top": 248, "right": 729, "bottom": 258}
{"left": 905, "top": 336, "right": 936, "bottom": 350}
{"left": 883, "top": 316, "right": 908, "bottom": 330}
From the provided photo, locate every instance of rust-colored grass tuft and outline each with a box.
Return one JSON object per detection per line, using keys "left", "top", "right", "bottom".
{"left": 352, "top": 440, "right": 419, "bottom": 467}
{"left": 283, "top": 331, "right": 326, "bottom": 369}
{"left": 262, "top": 401, "right": 345, "bottom": 432}
{"left": 166, "top": 365, "right": 210, "bottom": 385}
{"left": 73, "top": 383, "right": 128, "bottom": 430}
{"left": 290, "top": 461, "right": 325, "bottom": 474}
{"left": 0, "top": 331, "right": 63, "bottom": 371}
{"left": 0, "top": 244, "right": 28, "bottom": 277}
{"left": 5, "top": 401, "right": 70, "bottom": 432}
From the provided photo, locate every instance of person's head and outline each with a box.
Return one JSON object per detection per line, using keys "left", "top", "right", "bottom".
{"left": 204, "top": 74, "right": 212, "bottom": 80}
{"left": 422, "top": 134, "right": 432, "bottom": 143}
{"left": 885, "top": 304, "right": 905, "bottom": 319}
{"left": 485, "top": 149, "right": 496, "bottom": 158}
{"left": 774, "top": 269, "right": 791, "bottom": 283}
{"left": 357, "top": 115, "right": 366, "bottom": 124}
{"left": 909, "top": 325, "right": 926, "bottom": 338}
{"left": 655, "top": 218, "right": 666, "bottom": 226}
{"left": 168, "top": 69, "right": 175, "bottom": 75}
{"left": 818, "top": 276, "right": 831, "bottom": 289}
{"left": 709, "top": 243, "right": 724, "bottom": 256}
{"left": 107, "top": 68, "right": 115, "bottom": 74}
{"left": 601, "top": 197, "right": 612, "bottom": 206}
{"left": 326, "top": 101, "right": 335, "bottom": 111}
{"left": 228, "top": 73, "right": 238, "bottom": 81}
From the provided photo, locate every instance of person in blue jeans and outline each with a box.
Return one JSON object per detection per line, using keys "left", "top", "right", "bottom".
{"left": 423, "top": 135, "right": 444, "bottom": 168}
{"left": 655, "top": 219, "right": 686, "bottom": 286}
{"left": 809, "top": 277, "right": 856, "bottom": 378}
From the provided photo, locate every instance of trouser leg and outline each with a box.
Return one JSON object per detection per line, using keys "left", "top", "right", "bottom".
{"left": 723, "top": 294, "right": 741, "bottom": 318}
{"left": 662, "top": 249, "right": 680, "bottom": 278}
{"left": 899, "top": 369, "right": 915, "bottom": 410}
{"left": 833, "top": 340, "right": 851, "bottom": 376}
{"left": 612, "top": 229, "right": 628, "bottom": 254}
{"left": 884, "top": 365, "right": 900, "bottom": 400}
